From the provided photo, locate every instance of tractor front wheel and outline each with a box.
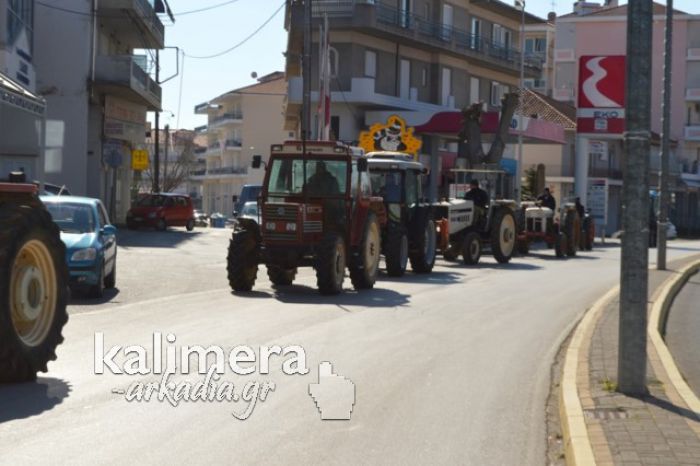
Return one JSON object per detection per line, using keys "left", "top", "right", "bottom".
{"left": 227, "top": 229, "right": 259, "bottom": 292}
{"left": 555, "top": 232, "right": 568, "bottom": 258}
{"left": 349, "top": 212, "right": 381, "bottom": 289}
{"left": 462, "top": 231, "right": 482, "bottom": 265}
{"left": 490, "top": 209, "right": 516, "bottom": 264}
{"left": 410, "top": 219, "right": 437, "bottom": 273}
{"left": 316, "top": 232, "right": 347, "bottom": 295}
{"left": 564, "top": 210, "right": 580, "bottom": 257}
{"left": 267, "top": 266, "right": 297, "bottom": 286}
{"left": 0, "top": 204, "right": 69, "bottom": 382}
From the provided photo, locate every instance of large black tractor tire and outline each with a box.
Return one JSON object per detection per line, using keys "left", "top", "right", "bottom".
{"left": 443, "top": 242, "right": 460, "bottom": 261}
{"left": 227, "top": 228, "right": 259, "bottom": 292}
{"left": 384, "top": 222, "right": 409, "bottom": 277}
{"left": 0, "top": 204, "right": 69, "bottom": 382}
{"left": 410, "top": 219, "right": 437, "bottom": 273}
{"left": 563, "top": 210, "right": 581, "bottom": 257}
{"left": 316, "top": 232, "right": 347, "bottom": 295}
{"left": 490, "top": 208, "right": 517, "bottom": 264}
{"left": 462, "top": 231, "right": 482, "bottom": 265}
{"left": 555, "top": 232, "right": 568, "bottom": 258}
{"left": 349, "top": 212, "right": 381, "bottom": 289}
{"left": 267, "top": 266, "right": 297, "bottom": 286}
{"left": 582, "top": 217, "right": 595, "bottom": 251}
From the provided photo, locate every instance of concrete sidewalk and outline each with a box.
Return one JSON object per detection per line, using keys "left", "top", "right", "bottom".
{"left": 561, "top": 255, "right": 700, "bottom": 466}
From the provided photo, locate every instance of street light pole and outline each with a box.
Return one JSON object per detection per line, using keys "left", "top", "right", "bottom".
{"left": 618, "top": 0, "right": 653, "bottom": 396}
{"left": 657, "top": 0, "right": 673, "bottom": 270}
{"left": 517, "top": 0, "right": 525, "bottom": 205}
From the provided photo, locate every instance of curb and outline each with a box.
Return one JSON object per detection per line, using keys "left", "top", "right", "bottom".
{"left": 559, "top": 286, "right": 618, "bottom": 466}
{"left": 648, "top": 259, "right": 700, "bottom": 420}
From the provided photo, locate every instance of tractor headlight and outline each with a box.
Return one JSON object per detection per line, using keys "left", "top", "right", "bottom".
{"left": 285, "top": 222, "right": 297, "bottom": 232}
{"left": 148, "top": 212, "right": 157, "bottom": 219}
{"left": 265, "top": 221, "right": 276, "bottom": 231}
{"left": 71, "top": 248, "right": 97, "bottom": 261}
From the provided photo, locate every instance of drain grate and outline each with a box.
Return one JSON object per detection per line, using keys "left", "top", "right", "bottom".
{"left": 584, "top": 408, "right": 629, "bottom": 420}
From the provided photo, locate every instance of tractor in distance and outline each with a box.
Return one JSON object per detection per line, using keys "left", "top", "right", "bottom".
{"left": 365, "top": 152, "right": 436, "bottom": 277}
{"left": 433, "top": 167, "right": 518, "bottom": 265}
{"left": 227, "top": 141, "right": 387, "bottom": 295}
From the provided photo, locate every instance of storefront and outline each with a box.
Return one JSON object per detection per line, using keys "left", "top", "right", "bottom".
{"left": 0, "top": 71, "right": 45, "bottom": 181}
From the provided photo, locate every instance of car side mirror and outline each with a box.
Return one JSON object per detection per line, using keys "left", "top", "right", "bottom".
{"left": 252, "top": 155, "right": 262, "bottom": 169}
{"left": 102, "top": 225, "right": 117, "bottom": 236}
{"left": 357, "top": 158, "right": 368, "bottom": 172}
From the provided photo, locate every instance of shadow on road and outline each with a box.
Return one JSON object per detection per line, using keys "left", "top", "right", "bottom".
{"left": 0, "top": 377, "right": 71, "bottom": 424}
{"left": 524, "top": 251, "right": 600, "bottom": 262}
{"left": 69, "top": 287, "right": 121, "bottom": 306}
{"left": 377, "top": 270, "right": 462, "bottom": 284}
{"left": 117, "top": 229, "right": 203, "bottom": 249}
{"left": 440, "top": 260, "right": 543, "bottom": 270}
{"left": 271, "top": 285, "right": 411, "bottom": 308}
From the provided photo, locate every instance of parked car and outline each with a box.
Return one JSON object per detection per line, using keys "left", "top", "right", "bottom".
{"left": 233, "top": 184, "right": 261, "bottom": 217}
{"left": 236, "top": 201, "right": 259, "bottom": 225}
{"left": 41, "top": 196, "right": 117, "bottom": 298}
{"left": 126, "top": 193, "right": 195, "bottom": 231}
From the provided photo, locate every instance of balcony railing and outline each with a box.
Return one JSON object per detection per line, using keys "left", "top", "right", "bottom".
{"left": 210, "top": 112, "right": 243, "bottom": 126}
{"left": 100, "top": 0, "right": 164, "bottom": 47}
{"left": 225, "top": 139, "right": 242, "bottom": 148}
{"left": 207, "top": 167, "right": 248, "bottom": 175}
{"left": 308, "top": 1, "right": 539, "bottom": 73}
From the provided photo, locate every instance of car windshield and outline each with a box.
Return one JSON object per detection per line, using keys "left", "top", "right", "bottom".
{"left": 45, "top": 203, "right": 96, "bottom": 234}
{"left": 370, "top": 170, "right": 403, "bottom": 203}
{"left": 136, "top": 194, "right": 166, "bottom": 207}
{"left": 267, "top": 158, "right": 348, "bottom": 197}
{"left": 241, "top": 203, "right": 258, "bottom": 216}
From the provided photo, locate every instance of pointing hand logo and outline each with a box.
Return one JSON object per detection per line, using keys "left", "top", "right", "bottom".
{"left": 308, "top": 362, "right": 355, "bottom": 420}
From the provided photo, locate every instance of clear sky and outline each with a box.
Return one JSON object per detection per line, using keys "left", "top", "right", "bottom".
{"left": 154, "top": 0, "right": 700, "bottom": 131}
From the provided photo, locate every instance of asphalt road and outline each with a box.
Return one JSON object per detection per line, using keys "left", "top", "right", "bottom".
{"left": 2, "top": 228, "right": 699, "bottom": 466}
{"left": 665, "top": 270, "right": 700, "bottom": 399}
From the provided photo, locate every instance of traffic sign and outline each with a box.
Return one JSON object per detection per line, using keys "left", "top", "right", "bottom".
{"left": 131, "top": 149, "right": 150, "bottom": 171}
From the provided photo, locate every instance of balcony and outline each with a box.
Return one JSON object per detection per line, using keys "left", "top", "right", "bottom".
{"left": 685, "top": 125, "right": 700, "bottom": 141}
{"left": 94, "top": 55, "right": 161, "bottom": 110}
{"left": 194, "top": 125, "right": 208, "bottom": 133}
{"left": 293, "top": 1, "right": 540, "bottom": 77}
{"left": 98, "top": 0, "right": 164, "bottom": 49}
{"left": 190, "top": 166, "right": 248, "bottom": 180}
{"left": 209, "top": 112, "right": 243, "bottom": 129}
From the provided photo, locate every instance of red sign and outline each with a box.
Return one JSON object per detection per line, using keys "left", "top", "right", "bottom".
{"left": 576, "top": 55, "right": 626, "bottom": 134}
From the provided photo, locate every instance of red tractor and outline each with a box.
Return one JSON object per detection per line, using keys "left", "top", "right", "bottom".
{"left": 227, "top": 141, "right": 386, "bottom": 295}
{"left": 0, "top": 175, "right": 69, "bottom": 382}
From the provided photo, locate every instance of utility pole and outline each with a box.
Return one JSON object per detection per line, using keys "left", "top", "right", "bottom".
{"left": 164, "top": 124, "right": 170, "bottom": 192}
{"left": 154, "top": 49, "right": 161, "bottom": 193}
{"left": 618, "top": 0, "right": 653, "bottom": 396}
{"left": 517, "top": 0, "right": 525, "bottom": 206}
{"left": 657, "top": 0, "right": 673, "bottom": 270}
{"left": 302, "top": 0, "right": 312, "bottom": 146}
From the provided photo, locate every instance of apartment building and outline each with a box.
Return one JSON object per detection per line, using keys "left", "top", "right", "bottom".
{"left": 194, "top": 72, "right": 288, "bottom": 215}
{"left": 553, "top": 0, "right": 700, "bottom": 235}
{"left": 0, "top": 0, "right": 45, "bottom": 180}
{"left": 523, "top": 12, "right": 555, "bottom": 96}
{"left": 32, "top": 0, "right": 167, "bottom": 221}
{"left": 283, "top": 0, "right": 546, "bottom": 198}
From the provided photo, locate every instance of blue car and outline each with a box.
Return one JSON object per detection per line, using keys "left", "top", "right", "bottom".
{"left": 41, "top": 196, "right": 117, "bottom": 298}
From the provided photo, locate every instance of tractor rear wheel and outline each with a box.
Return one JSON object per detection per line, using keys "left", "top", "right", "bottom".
{"left": 555, "top": 232, "right": 568, "bottom": 258}
{"left": 267, "top": 266, "right": 297, "bottom": 286}
{"left": 564, "top": 210, "right": 580, "bottom": 257}
{"left": 490, "top": 209, "right": 516, "bottom": 264}
{"left": 462, "top": 231, "right": 482, "bottom": 265}
{"left": 317, "top": 232, "right": 347, "bottom": 295}
{"left": 0, "top": 204, "right": 69, "bottom": 382}
{"left": 227, "top": 229, "right": 259, "bottom": 292}
{"left": 349, "top": 212, "right": 381, "bottom": 289}
{"left": 385, "top": 223, "right": 408, "bottom": 277}
{"left": 583, "top": 217, "right": 595, "bottom": 251}
{"left": 410, "top": 219, "right": 437, "bottom": 273}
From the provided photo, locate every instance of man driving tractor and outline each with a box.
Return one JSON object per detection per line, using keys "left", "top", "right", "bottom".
{"left": 306, "top": 161, "right": 340, "bottom": 196}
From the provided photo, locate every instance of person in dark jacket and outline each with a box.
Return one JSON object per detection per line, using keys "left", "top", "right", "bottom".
{"left": 464, "top": 179, "right": 489, "bottom": 208}
{"left": 575, "top": 197, "right": 585, "bottom": 219}
{"left": 537, "top": 187, "right": 556, "bottom": 211}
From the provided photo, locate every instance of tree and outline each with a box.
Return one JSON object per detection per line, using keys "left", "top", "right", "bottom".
{"left": 457, "top": 92, "right": 519, "bottom": 167}
{"left": 139, "top": 130, "right": 198, "bottom": 194}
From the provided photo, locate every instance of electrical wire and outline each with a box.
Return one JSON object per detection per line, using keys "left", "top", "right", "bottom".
{"left": 184, "top": 1, "right": 285, "bottom": 60}
{"left": 175, "top": 0, "right": 244, "bottom": 16}
{"left": 333, "top": 75, "right": 360, "bottom": 122}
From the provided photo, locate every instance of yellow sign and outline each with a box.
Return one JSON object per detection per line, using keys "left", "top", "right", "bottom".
{"left": 131, "top": 149, "right": 150, "bottom": 171}
{"left": 358, "top": 115, "right": 422, "bottom": 158}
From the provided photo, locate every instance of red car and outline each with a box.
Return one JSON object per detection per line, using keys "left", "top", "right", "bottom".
{"left": 126, "top": 193, "right": 195, "bottom": 231}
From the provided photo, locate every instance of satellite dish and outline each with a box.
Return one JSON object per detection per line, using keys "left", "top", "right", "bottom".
{"left": 251, "top": 71, "right": 258, "bottom": 79}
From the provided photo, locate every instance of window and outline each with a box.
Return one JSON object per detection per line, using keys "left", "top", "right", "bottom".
{"left": 267, "top": 158, "right": 348, "bottom": 197}
{"left": 405, "top": 170, "right": 419, "bottom": 207}
{"left": 329, "top": 47, "right": 339, "bottom": 77}
{"left": 470, "top": 18, "right": 481, "bottom": 50}
{"left": 525, "top": 38, "right": 547, "bottom": 54}
{"left": 7, "top": 0, "right": 34, "bottom": 53}
{"left": 441, "top": 67, "right": 452, "bottom": 106}
{"left": 97, "top": 202, "right": 109, "bottom": 227}
{"left": 490, "top": 82, "right": 505, "bottom": 107}
{"left": 470, "top": 77, "right": 480, "bottom": 104}
{"left": 424, "top": 2, "right": 430, "bottom": 20}
{"left": 421, "top": 67, "right": 427, "bottom": 87}
{"left": 364, "top": 50, "right": 376, "bottom": 78}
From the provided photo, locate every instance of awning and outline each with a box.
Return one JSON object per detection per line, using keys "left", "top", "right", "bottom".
{"left": 0, "top": 71, "right": 45, "bottom": 117}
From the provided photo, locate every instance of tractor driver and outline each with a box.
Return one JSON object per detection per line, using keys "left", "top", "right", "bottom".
{"left": 306, "top": 161, "right": 340, "bottom": 197}
{"left": 464, "top": 179, "right": 489, "bottom": 226}
{"left": 537, "top": 187, "right": 556, "bottom": 211}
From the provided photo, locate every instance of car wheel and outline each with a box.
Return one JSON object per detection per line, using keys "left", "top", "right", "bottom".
{"left": 104, "top": 260, "right": 116, "bottom": 289}
{"left": 156, "top": 218, "right": 167, "bottom": 231}
{"left": 186, "top": 219, "right": 195, "bottom": 232}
